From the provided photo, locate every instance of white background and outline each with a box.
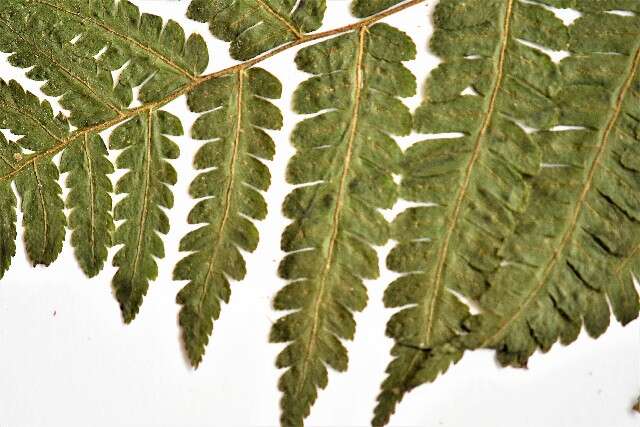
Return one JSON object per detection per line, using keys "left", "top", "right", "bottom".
{"left": 0, "top": 1, "right": 638, "bottom": 426}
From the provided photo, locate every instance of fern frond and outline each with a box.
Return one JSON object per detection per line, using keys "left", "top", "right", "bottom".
{"left": 461, "top": 2, "right": 640, "bottom": 367}
{"left": 0, "top": 79, "right": 69, "bottom": 267}
{"left": 270, "top": 23, "right": 416, "bottom": 426}
{"left": 60, "top": 134, "right": 114, "bottom": 277}
{"left": 374, "top": 0, "right": 573, "bottom": 423}
{"left": 174, "top": 68, "right": 282, "bottom": 367}
{"left": 110, "top": 110, "right": 182, "bottom": 323}
{"left": 0, "top": 0, "right": 208, "bottom": 126}
{"left": 187, "top": 0, "right": 327, "bottom": 60}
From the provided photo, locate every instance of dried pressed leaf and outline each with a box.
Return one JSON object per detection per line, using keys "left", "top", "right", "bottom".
{"left": 0, "top": 2, "right": 635, "bottom": 425}
{"left": 60, "top": 134, "right": 114, "bottom": 277}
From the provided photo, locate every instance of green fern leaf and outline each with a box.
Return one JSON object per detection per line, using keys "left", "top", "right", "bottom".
{"left": 0, "top": 0, "right": 208, "bottom": 127}
{"left": 460, "top": 1, "right": 640, "bottom": 367}
{"left": 174, "top": 68, "right": 282, "bottom": 367}
{"left": 60, "top": 134, "right": 114, "bottom": 278}
{"left": 270, "top": 23, "right": 416, "bottom": 426}
{"left": 187, "top": 0, "right": 327, "bottom": 60}
{"left": 110, "top": 110, "right": 182, "bottom": 323}
{"left": 373, "top": 0, "right": 574, "bottom": 423}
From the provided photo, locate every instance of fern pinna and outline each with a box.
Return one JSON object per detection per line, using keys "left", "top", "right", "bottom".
{"left": 270, "top": 22, "right": 415, "bottom": 426}
{"left": 0, "top": 1, "right": 637, "bottom": 426}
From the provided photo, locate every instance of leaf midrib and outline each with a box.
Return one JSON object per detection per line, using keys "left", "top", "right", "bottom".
{"left": 81, "top": 134, "right": 97, "bottom": 266}
{"left": 32, "top": 162, "right": 49, "bottom": 262}
{"left": 418, "top": 0, "right": 515, "bottom": 347}
{"left": 479, "top": 45, "right": 640, "bottom": 348}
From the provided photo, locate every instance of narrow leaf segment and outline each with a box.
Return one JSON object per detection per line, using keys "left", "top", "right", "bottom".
{"left": 110, "top": 110, "right": 182, "bottom": 323}
{"left": 60, "top": 134, "right": 114, "bottom": 277}
{"left": 0, "top": 134, "right": 19, "bottom": 278}
{"left": 175, "top": 68, "right": 282, "bottom": 367}
{"left": 271, "top": 24, "right": 416, "bottom": 426}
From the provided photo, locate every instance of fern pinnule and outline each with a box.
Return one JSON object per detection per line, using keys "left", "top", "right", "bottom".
{"left": 0, "top": 134, "right": 19, "bottom": 278}
{"left": 110, "top": 110, "right": 182, "bottom": 323}
{"left": 0, "top": 79, "right": 69, "bottom": 267}
{"left": 60, "top": 134, "right": 114, "bottom": 278}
